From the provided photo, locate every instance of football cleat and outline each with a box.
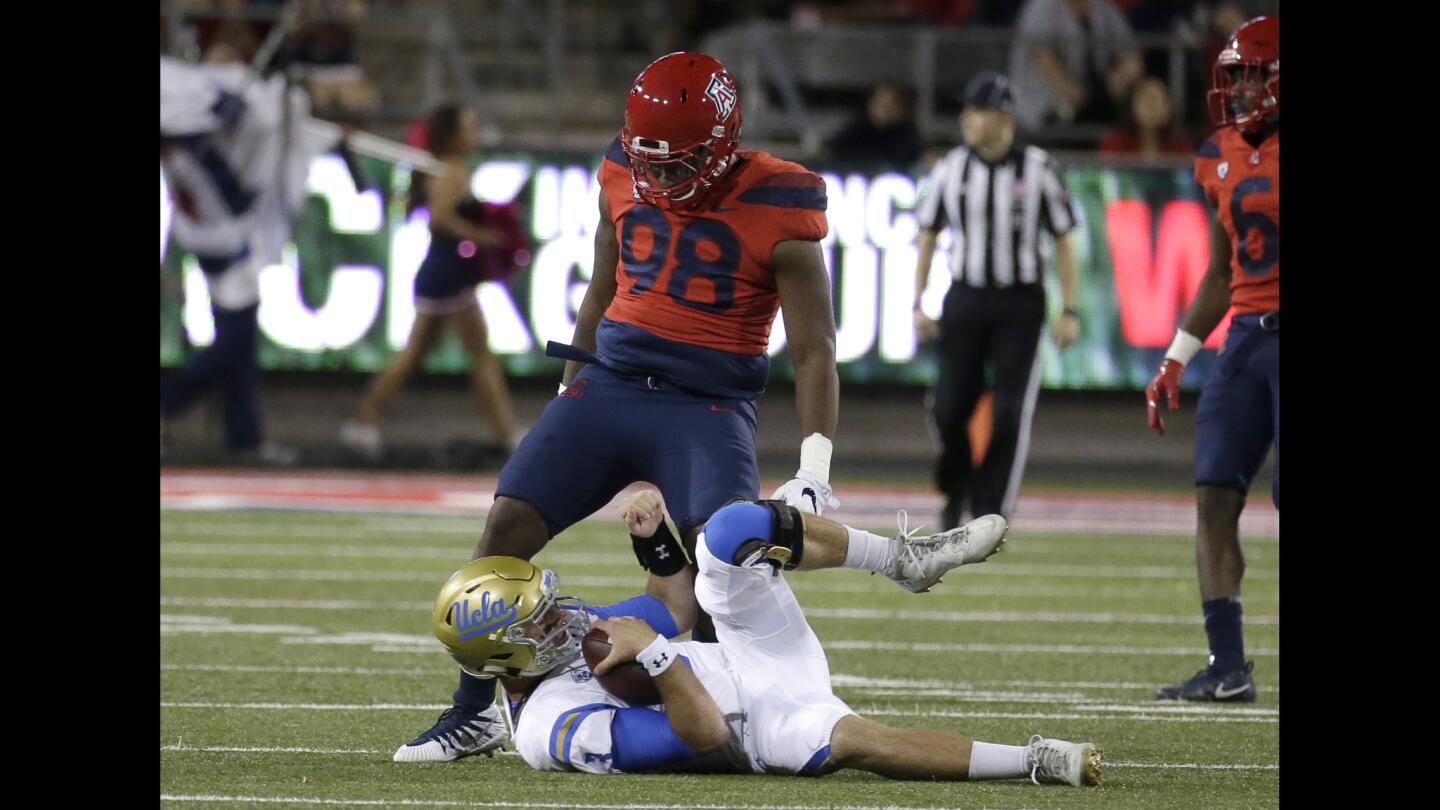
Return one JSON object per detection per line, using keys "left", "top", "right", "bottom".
{"left": 887, "top": 512, "right": 1008, "bottom": 593}
{"left": 393, "top": 703, "right": 508, "bottom": 762}
{"left": 231, "top": 441, "right": 299, "bottom": 467}
{"left": 1156, "top": 659, "right": 1256, "bottom": 702}
{"left": 1025, "top": 735, "right": 1102, "bottom": 786}
{"left": 339, "top": 420, "right": 384, "bottom": 463}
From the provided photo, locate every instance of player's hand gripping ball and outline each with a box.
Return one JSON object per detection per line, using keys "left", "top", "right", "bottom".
{"left": 582, "top": 621, "right": 663, "bottom": 706}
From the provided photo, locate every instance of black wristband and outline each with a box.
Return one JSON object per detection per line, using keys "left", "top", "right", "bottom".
{"left": 631, "top": 520, "right": 689, "bottom": 577}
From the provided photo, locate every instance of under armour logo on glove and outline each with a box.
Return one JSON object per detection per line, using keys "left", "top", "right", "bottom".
{"left": 655, "top": 545, "right": 669, "bottom": 560}
{"left": 654, "top": 653, "right": 669, "bottom": 666}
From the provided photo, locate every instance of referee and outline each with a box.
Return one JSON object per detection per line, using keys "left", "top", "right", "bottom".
{"left": 913, "top": 71, "right": 1080, "bottom": 529}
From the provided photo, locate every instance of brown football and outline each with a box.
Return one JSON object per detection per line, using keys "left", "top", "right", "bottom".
{"left": 582, "top": 627, "right": 663, "bottom": 706}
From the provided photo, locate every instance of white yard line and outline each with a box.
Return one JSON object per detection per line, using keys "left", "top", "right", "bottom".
{"left": 162, "top": 745, "right": 390, "bottom": 755}
{"left": 158, "top": 595, "right": 1278, "bottom": 626}
{"left": 160, "top": 543, "right": 1278, "bottom": 580}
{"left": 162, "top": 702, "right": 449, "bottom": 710}
{"left": 162, "top": 665, "right": 1278, "bottom": 695}
{"left": 806, "top": 608, "right": 1278, "bottom": 626}
{"left": 159, "top": 567, "right": 1217, "bottom": 599}
{"left": 157, "top": 748, "right": 1277, "bottom": 771}
{"left": 160, "top": 797, "right": 1069, "bottom": 810}
{"left": 161, "top": 664, "right": 431, "bottom": 676}
{"left": 160, "top": 701, "right": 1272, "bottom": 725}
{"left": 858, "top": 707, "right": 1276, "bottom": 725}
{"left": 158, "top": 595, "right": 1275, "bottom": 626}
{"left": 826, "top": 640, "right": 1278, "bottom": 656}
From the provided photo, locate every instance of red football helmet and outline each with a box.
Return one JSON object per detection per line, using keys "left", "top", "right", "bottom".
{"left": 621, "top": 52, "right": 743, "bottom": 209}
{"left": 1207, "top": 16, "right": 1279, "bottom": 133}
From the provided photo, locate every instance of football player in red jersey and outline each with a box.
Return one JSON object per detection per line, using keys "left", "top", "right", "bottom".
{"left": 1145, "top": 16, "right": 1278, "bottom": 703}
{"left": 395, "top": 52, "right": 849, "bottom": 762}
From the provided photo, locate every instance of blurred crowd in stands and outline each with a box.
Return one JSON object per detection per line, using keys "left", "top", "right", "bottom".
{"left": 161, "top": 0, "right": 1273, "bottom": 159}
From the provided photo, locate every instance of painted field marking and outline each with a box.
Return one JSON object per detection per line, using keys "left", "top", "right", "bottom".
{"left": 1074, "top": 703, "right": 1278, "bottom": 716}
{"left": 1106, "top": 762, "right": 1278, "bottom": 770}
{"left": 162, "top": 665, "right": 1280, "bottom": 695}
{"left": 826, "top": 640, "right": 1278, "bottom": 656}
{"left": 806, "top": 608, "right": 1278, "bottom": 626}
{"left": 157, "top": 596, "right": 1277, "bottom": 627}
{"left": 162, "top": 702, "right": 448, "bottom": 710}
{"left": 160, "top": 614, "right": 316, "bottom": 636}
{"left": 160, "top": 797, "right": 1071, "bottom": 810}
{"left": 157, "top": 665, "right": 1282, "bottom": 706}
{"left": 161, "top": 664, "right": 431, "bottom": 676}
{"left": 160, "top": 701, "right": 1271, "bottom": 725}
{"left": 160, "top": 543, "right": 1278, "bottom": 581}
{"left": 162, "top": 744, "right": 389, "bottom": 755}
{"left": 161, "top": 596, "right": 431, "bottom": 611}
{"left": 161, "top": 510, "right": 1280, "bottom": 536}
{"left": 159, "top": 567, "right": 1219, "bottom": 600}
{"left": 858, "top": 707, "right": 1276, "bottom": 725}
{"left": 156, "top": 746, "right": 1276, "bottom": 771}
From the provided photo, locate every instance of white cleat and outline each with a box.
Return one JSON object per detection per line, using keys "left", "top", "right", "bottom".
{"left": 392, "top": 704, "right": 509, "bottom": 763}
{"left": 339, "top": 420, "right": 384, "bottom": 463}
{"left": 888, "top": 512, "right": 1008, "bottom": 593}
{"left": 1025, "top": 734, "right": 1103, "bottom": 786}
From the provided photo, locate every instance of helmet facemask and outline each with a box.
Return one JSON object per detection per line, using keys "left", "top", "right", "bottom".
{"left": 494, "top": 594, "right": 591, "bottom": 677}
{"left": 624, "top": 135, "right": 732, "bottom": 210}
{"left": 1208, "top": 60, "right": 1278, "bottom": 132}
{"left": 434, "top": 560, "right": 591, "bottom": 679}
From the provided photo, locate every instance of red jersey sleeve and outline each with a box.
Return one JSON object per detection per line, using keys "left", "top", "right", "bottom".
{"left": 1193, "top": 135, "right": 1223, "bottom": 208}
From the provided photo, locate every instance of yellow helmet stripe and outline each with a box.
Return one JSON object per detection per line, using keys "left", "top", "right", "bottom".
{"left": 549, "top": 703, "right": 614, "bottom": 765}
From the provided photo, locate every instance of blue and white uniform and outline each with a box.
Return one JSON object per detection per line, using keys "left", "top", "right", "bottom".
{"left": 159, "top": 55, "right": 336, "bottom": 451}
{"left": 511, "top": 504, "right": 856, "bottom": 775}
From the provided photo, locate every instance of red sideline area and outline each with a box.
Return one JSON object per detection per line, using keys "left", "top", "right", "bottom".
{"left": 160, "top": 467, "right": 1280, "bottom": 538}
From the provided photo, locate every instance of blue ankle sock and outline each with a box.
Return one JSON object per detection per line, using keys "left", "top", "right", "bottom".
{"left": 1202, "top": 597, "right": 1245, "bottom": 673}
{"left": 454, "top": 669, "right": 497, "bottom": 708}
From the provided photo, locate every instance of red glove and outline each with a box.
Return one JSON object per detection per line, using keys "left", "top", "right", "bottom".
{"left": 1144, "top": 359, "right": 1185, "bottom": 436}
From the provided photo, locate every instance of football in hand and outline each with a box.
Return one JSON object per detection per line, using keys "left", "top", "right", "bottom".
{"left": 582, "top": 627, "right": 662, "bottom": 706}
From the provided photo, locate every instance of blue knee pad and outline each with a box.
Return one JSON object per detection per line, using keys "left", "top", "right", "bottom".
{"left": 704, "top": 500, "right": 805, "bottom": 569}
{"left": 704, "top": 502, "right": 774, "bottom": 564}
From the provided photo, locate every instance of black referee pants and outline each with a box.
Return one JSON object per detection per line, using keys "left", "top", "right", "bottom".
{"left": 931, "top": 284, "right": 1046, "bottom": 527}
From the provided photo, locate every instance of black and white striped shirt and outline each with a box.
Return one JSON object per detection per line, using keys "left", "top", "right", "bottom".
{"left": 915, "top": 143, "right": 1076, "bottom": 289}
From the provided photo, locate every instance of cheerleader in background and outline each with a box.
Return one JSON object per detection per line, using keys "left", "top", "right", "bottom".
{"left": 340, "top": 104, "right": 520, "bottom": 462}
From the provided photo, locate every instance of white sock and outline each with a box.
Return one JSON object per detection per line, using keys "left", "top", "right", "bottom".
{"left": 967, "top": 741, "right": 1029, "bottom": 781}
{"left": 842, "top": 526, "right": 897, "bottom": 576}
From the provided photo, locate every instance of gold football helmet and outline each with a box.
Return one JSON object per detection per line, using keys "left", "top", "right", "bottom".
{"left": 431, "top": 556, "right": 590, "bottom": 678}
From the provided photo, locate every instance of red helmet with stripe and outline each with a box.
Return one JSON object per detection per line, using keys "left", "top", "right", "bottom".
{"left": 1207, "top": 16, "right": 1279, "bottom": 133}
{"left": 621, "top": 52, "right": 743, "bottom": 209}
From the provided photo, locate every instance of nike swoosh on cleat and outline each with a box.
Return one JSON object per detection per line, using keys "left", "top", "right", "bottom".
{"left": 1213, "top": 683, "right": 1253, "bottom": 699}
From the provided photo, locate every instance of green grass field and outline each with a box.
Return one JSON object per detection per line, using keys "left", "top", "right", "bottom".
{"left": 160, "top": 508, "right": 1279, "bottom": 809}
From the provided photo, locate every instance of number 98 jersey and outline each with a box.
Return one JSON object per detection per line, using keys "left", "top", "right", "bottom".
{"left": 595, "top": 136, "right": 829, "bottom": 398}
{"left": 1194, "top": 129, "right": 1279, "bottom": 315}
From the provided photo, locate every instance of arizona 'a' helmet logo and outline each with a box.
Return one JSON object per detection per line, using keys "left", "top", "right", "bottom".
{"left": 705, "top": 74, "right": 737, "bottom": 122}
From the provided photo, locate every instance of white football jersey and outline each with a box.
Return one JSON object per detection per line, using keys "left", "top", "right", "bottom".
{"left": 510, "top": 640, "right": 749, "bottom": 774}
{"left": 159, "top": 56, "right": 335, "bottom": 307}
{"left": 512, "top": 528, "right": 861, "bottom": 778}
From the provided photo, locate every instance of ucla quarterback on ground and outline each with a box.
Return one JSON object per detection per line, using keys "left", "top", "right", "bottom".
{"left": 1145, "top": 16, "right": 1278, "bottom": 704}
{"left": 427, "top": 489, "right": 1102, "bottom": 785}
{"left": 394, "top": 52, "right": 844, "bottom": 762}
